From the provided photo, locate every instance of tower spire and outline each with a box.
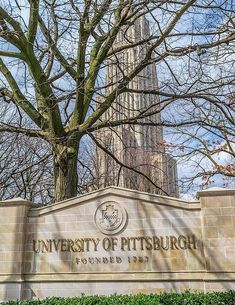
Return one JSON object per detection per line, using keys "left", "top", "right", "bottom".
{"left": 95, "top": 15, "right": 179, "bottom": 197}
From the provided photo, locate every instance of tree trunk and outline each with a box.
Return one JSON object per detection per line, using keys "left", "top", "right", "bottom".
{"left": 53, "top": 142, "right": 79, "bottom": 202}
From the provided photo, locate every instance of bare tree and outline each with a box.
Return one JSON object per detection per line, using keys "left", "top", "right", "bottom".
{"left": 167, "top": 93, "right": 235, "bottom": 194}
{"left": 0, "top": 0, "right": 234, "bottom": 202}
{"left": 0, "top": 132, "right": 53, "bottom": 202}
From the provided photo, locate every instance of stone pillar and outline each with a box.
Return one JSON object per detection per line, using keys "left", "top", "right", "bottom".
{"left": 198, "top": 188, "right": 235, "bottom": 291}
{"left": 0, "top": 198, "right": 31, "bottom": 301}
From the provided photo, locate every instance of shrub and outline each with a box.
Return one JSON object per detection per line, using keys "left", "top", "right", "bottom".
{"left": 3, "top": 291, "right": 235, "bottom": 305}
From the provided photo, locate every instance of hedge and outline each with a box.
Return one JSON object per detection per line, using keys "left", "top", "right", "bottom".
{"left": 3, "top": 291, "right": 235, "bottom": 305}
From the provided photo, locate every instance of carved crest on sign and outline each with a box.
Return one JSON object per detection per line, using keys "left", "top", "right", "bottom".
{"left": 95, "top": 201, "right": 127, "bottom": 235}
{"left": 100, "top": 204, "right": 120, "bottom": 228}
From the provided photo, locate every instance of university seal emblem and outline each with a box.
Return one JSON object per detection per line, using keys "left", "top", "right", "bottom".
{"left": 95, "top": 201, "right": 127, "bottom": 235}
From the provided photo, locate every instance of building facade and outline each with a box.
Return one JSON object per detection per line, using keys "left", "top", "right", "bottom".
{"left": 96, "top": 16, "right": 178, "bottom": 197}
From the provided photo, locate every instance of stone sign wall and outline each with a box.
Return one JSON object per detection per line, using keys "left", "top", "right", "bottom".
{"left": 0, "top": 187, "right": 235, "bottom": 301}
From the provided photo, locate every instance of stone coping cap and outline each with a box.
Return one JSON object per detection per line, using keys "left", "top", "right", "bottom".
{"left": 0, "top": 197, "right": 33, "bottom": 207}
{"left": 29, "top": 186, "right": 200, "bottom": 216}
{"left": 197, "top": 187, "right": 235, "bottom": 198}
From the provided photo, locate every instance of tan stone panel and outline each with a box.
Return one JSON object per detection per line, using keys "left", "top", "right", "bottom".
{"left": 183, "top": 210, "right": 201, "bottom": 217}
{"left": 157, "top": 249, "right": 182, "bottom": 258}
{"left": 171, "top": 258, "right": 187, "bottom": 270}
{"left": 24, "top": 251, "right": 34, "bottom": 262}
{"left": 0, "top": 261, "right": 22, "bottom": 273}
{"left": 28, "top": 217, "right": 45, "bottom": 224}
{"left": 205, "top": 215, "right": 233, "bottom": 227}
{"left": 187, "top": 258, "right": 205, "bottom": 271}
{"left": 221, "top": 207, "right": 235, "bottom": 216}
{"left": 49, "top": 261, "right": 73, "bottom": 273}
{"left": 208, "top": 257, "right": 235, "bottom": 271}
{"left": 23, "top": 262, "right": 32, "bottom": 273}
{"left": 208, "top": 237, "right": 234, "bottom": 247}
{"left": 189, "top": 282, "right": 205, "bottom": 291}
{"left": 185, "top": 250, "right": 205, "bottom": 270}
{"left": 203, "top": 208, "right": 221, "bottom": 216}
{"left": 36, "top": 223, "right": 66, "bottom": 233}
{"left": 0, "top": 244, "right": 23, "bottom": 252}
{"left": 44, "top": 214, "right": 78, "bottom": 223}
{"left": 204, "top": 228, "right": 218, "bottom": 238}
{"left": 225, "top": 247, "right": 235, "bottom": 258}
{"left": 151, "top": 257, "right": 173, "bottom": 272}
{"left": 136, "top": 203, "right": 185, "bottom": 218}
{"left": 33, "top": 289, "right": 58, "bottom": 298}
{"left": 205, "top": 281, "right": 235, "bottom": 291}
{"left": 128, "top": 218, "right": 173, "bottom": 230}
{"left": 0, "top": 233, "right": 24, "bottom": 244}
{"left": 0, "top": 223, "right": 24, "bottom": 233}
{"left": 221, "top": 227, "right": 235, "bottom": 238}
{"left": 204, "top": 247, "right": 226, "bottom": 260}
{"left": 0, "top": 251, "right": 22, "bottom": 262}
{"left": 0, "top": 206, "right": 26, "bottom": 217}
{"left": 48, "top": 205, "right": 86, "bottom": 217}
{"left": 171, "top": 217, "right": 201, "bottom": 228}
{"left": 36, "top": 261, "right": 51, "bottom": 273}
{"left": 0, "top": 284, "right": 21, "bottom": 301}
{"left": 124, "top": 228, "right": 173, "bottom": 236}
{"left": 25, "top": 233, "right": 37, "bottom": 244}
{"left": 202, "top": 196, "right": 232, "bottom": 208}
{"left": 65, "top": 221, "right": 97, "bottom": 232}
{"left": 26, "top": 224, "right": 37, "bottom": 233}
{"left": 84, "top": 203, "right": 104, "bottom": 216}
{"left": 0, "top": 216, "right": 25, "bottom": 224}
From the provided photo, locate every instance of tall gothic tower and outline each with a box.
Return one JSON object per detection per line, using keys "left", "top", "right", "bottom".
{"left": 95, "top": 16, "right": 179, "bottom": 197}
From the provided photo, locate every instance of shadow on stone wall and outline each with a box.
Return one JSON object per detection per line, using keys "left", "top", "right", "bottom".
{"left": 14, "top": 188, "right": 235, "bottom": 298}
